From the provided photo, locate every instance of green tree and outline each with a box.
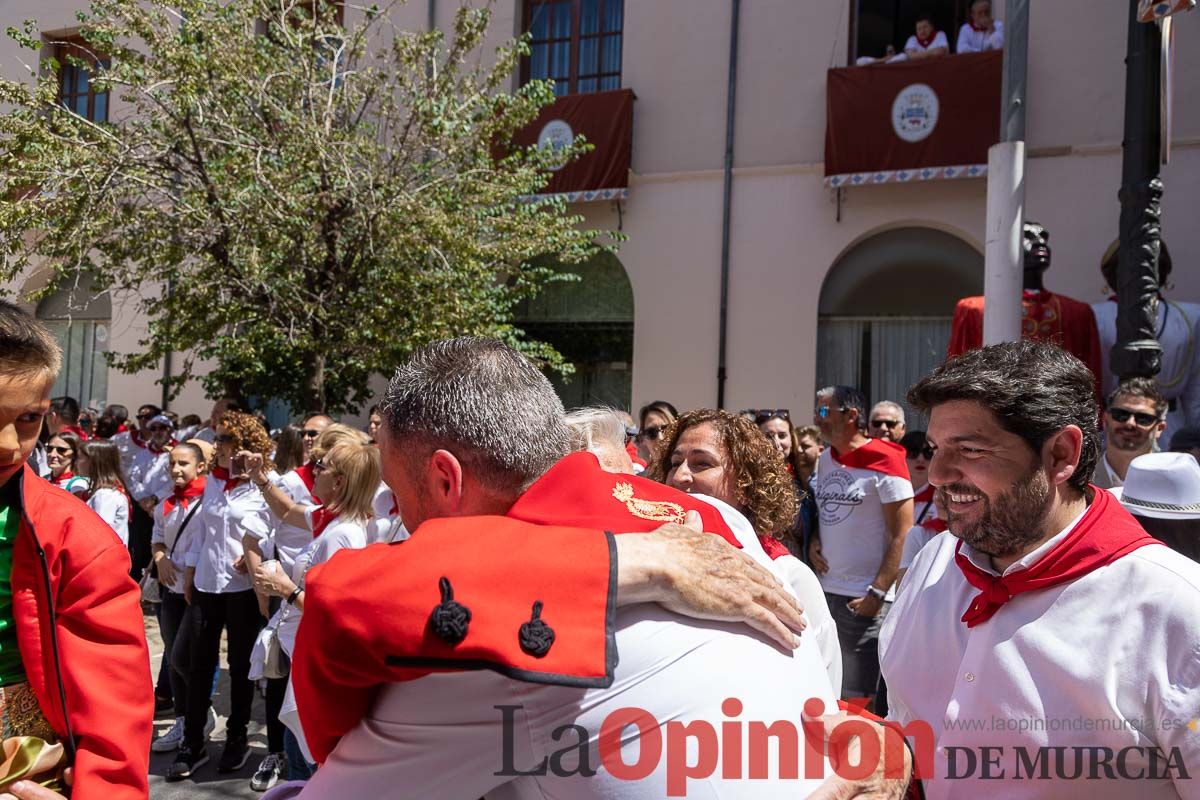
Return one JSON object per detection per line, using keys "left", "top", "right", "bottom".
{"left": 0, "top": 0, "right": 610, "bottom": 413}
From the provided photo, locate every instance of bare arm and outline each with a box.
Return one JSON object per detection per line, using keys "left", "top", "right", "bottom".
{"left": 847, "top": 497, "right": 912, "bottom": 618}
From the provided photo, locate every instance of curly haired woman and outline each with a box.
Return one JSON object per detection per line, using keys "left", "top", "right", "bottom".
{"left": 645, "top": 409, "right": 842, "bottom": 693}
{"left": 170, "top": 411, "right": 276, "bottom": 781}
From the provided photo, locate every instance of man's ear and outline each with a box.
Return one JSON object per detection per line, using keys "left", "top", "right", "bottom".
{"left": 426, "top": 449, "right": 465, "bottom": 513}
{"left": 1044, "top": 425, "right": 1084, "bottom": 488}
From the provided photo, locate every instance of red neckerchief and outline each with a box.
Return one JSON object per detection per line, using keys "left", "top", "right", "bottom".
{"left": 163, "top": 476, "right": 206, "bottom": 515}
{"left": 913, "top": 483, "right": 934, "bottom": 505}
{"left": 60, "top": 424, "right": 89, "bottom": 440}
{"left": 758, "top": 534, "right": 791, "bottom": 560}
{"left": 293, "top": 462, "right": 321, "bottom": 504}
{"left": 210, "top": 466, "right": 243, "bottom": 493}
{"left": 921, "top": 517, "right": 948, "bottom": 533}
{"left": 829, "top": 438, "right": 911, "bottom": 480}
{"left": 115, "top": 424, "right": 128, "bottom": 434}
{"left": 954, "top": 487, "right": 1160, "bottom": 628}
{"left": 53, "top": 471, "right": 76, "bottom": 487}
{"left": 625, "top": 441, "right": 647, "bottom": 469}
{"left": 507, "top": 452, "right": 743, "bottom": 549}
{"left": 970, "top": 19, "right": 990, "bottom": 32}
{"left": 310, "top": 506, "right": 337, "bottom": 538}
{"left": 130, "top": 430, "right": 148, "bottom": 449}
{"left": 916, "top": 29, "right": 936, "bottom": 47}
{"left": 148, "top": 437, "right": 178, "bottom": 456}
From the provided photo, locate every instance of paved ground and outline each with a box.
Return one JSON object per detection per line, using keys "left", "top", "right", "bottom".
{"left": 144, "top": 607, "right": 271, "bottom": 800}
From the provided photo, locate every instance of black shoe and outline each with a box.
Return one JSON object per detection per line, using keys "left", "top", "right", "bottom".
{"left": 166, "top": 743, "right": 209, "bottom": 781}
{"left": 154, "top": 694, "right": 174, "bottom": 714}
{"left": 218, "top": 734, "right": 251, "bottom": 773}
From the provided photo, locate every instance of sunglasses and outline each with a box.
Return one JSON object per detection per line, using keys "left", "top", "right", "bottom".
{"left": 302, "top": 429, "right": 322, "bottom": 439}
{"left": 1108, "top": 407, "right": 1162, "bottom": 427}
{"left": 149, "top": 425, "right": 171, "bottom": 433}
{"left": 136, "top": 412, "right": 156, "bottom": 420}
{"left": 906, "top": 446, "right": 935, "bottom": 460}
{"left": 636, "top": 425, "right": 666, "bottom": 441}
{"left": 47, "top": 445, "right": 73, "bottom": 456}
{"left": 214, "top": 434, "right": 236, "bottom": 445}
{"left": 871, "top": 419, "right": 901, "bottom": 429}
{"left": 753, "top": 409, "right": 790, "bottom": 423}
{"left": 816, "top": 406, "right": 848, "bottom": 419}
{"left": 312, "top": 460, "right": 330, "bottom": 474}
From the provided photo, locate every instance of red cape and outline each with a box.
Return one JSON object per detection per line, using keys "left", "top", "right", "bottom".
{"left": 830, "top": 438, "right": 911, "bottom": 480}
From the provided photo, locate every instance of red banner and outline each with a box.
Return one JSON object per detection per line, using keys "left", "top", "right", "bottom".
{"left": 824, "top": 51, "right": 1001, "bottom": 186}
{"left": 512, "top": 88, "right": 635, "bottom": 200}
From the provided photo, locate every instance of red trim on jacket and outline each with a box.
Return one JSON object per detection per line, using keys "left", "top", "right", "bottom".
{"left": 13, "top": 465, "right": 151, "bottom": 798}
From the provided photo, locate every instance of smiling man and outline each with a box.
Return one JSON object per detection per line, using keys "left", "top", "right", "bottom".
{"left": 881, "top": 340, "right": 1200, "bottom": 799}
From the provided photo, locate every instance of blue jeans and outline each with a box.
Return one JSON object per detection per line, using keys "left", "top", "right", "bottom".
{"left": 284, "top": 728, "right": 314, "bottom": 781}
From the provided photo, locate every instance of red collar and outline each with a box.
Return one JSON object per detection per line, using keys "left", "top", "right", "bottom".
{"left": 507, "top": 452, "right": 743, "bottom": 549}
{"left": 913, "top": 483, "right": 934, "bottom": 504}
{"left": 954, "top": 488, "right": 1160, "bottom": 628}
{"left": 293, "top": 462, "right": 321, "bottom": 503}
{"left": 311, "top": 506, "right": 337, "bottom": 538}
{"left": 115, "top": 424, "right": 128, "bottom": 434}
{"left": 921, "top": 517, "right": 948, "bottom": 533}
{"left": 164, "top": 476, "right": 206, "bottom": 515}
{"left": 917, "top": 29, "right": 936, "bottom": 47}
{"left": 970, "top": 20, "right": 990, "bottom": 32}
{"left": 148, "top": 438, "right": 177, "bottom": 456}
{"left": 625, "top": 441, "right": 647, "bottom": 469}
{"left": 210, "top": 466, "right": 243, "bottom": 493}
{"left": 53, "top": 471, "right": 76, "bottom": 486}
{"left": 829, "top": 438, "right": 911, "bottom": 480}
{"left": 130, "top": 430, "right": 147, "bottom": 449}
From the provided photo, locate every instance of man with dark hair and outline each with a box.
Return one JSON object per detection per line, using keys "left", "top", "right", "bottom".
{"left": 882, "top": 339, "right": 1200, "bottom": 798}
{"left": 0, "top": 300, "right": 152, "bottom": 799}
{"left": 1093, "top": 378, "right": 1167, "bottom": 489}
{"left": 903, "top": 13, "right": 948, "bottom": 59}
{"left": 267, "top": 338, "right": 908, "bottom": 799}
{"left": 809, "top": 385, "right": 913, "bottom": 710}
{"left": 47, "top": 396, "right": 86, "bottom": 439}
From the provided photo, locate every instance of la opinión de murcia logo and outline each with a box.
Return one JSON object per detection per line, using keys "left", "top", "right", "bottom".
{"left": 892, "top": 83, "right": 940, "bottom": 143}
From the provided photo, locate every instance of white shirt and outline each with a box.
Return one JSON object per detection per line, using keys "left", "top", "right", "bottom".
{"left": 905, "top": 30, "right": 948, "bottom": 53}
{"left": 881, "top": 524, "right": 1200, "bottom": 799}
{"left": 111, "top": 430, "right": 136, "bottom": 473}
{"left": 87, "top": 487, "right": 129, "bottom": 546}
{"left": 184, "top": 475, "right": 271, "bottom": 594}
{"left": 813, "top": 449, "right": 914, "bottom": 597}
{"left": 956, "top": 20, "right": 1004, "bottom": 53}
{"left": 151, "top": 493, "right": 204, "bottom": 593}
{"left": 253, "top": 469, "right": 315, "bottom": 575}
{"left": 368, "top": 483, "right": 399, "bottom": 544}
{"left": 127, "top": 445, "right": 171, "bottom": 503}
{"left": 1093, "top": 298, "right": 1200, "bottom": 433}
{"left": 899, "top": 523, "right": 939, "bottom": 571}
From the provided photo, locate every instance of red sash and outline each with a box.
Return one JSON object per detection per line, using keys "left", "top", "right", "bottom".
{"left": 310, "top": 506, "right": 336, "bottom": 538}
{"left": 293, "top": 462, "right": 321, "bottom": 504}
{"left": 955, "top": 487, "right": 1160, "bottom": 628}
{"left": 163, "top": 477, "right": 206, "bottom": 515}
{"left": 53, "top": 471, "right": 76, "bottom": 488}
{"left": 829, "top": 439, "right": 911, "bottom": 481}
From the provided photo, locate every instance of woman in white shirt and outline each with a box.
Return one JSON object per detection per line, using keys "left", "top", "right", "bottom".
{"left": 84, "top": 440, "right": 130, "bottom": 545}
{"left": 169, "top": 412, "right": 275, "bottom": 781}
{"left": 247, "top": 441, "right": 381, "bottom": 785}
{"left": 47, "top": 432, "right": 90, "bottom": 498}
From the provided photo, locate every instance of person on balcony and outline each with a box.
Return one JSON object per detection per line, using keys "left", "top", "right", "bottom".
{"left": 903, "top": 14, "right": 949, "bottom": 59}
{"left": 956, "top": 0, "right": 1004, "bottom": 53}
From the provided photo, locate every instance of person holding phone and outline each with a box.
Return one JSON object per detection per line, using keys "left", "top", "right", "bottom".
{"left": 168, "top": 412, "right": 274, "bottom": 782}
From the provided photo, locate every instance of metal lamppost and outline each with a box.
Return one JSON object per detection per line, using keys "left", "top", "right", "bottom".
{"left": 1112, "top": 0, "right": 1166, "bottom": 381}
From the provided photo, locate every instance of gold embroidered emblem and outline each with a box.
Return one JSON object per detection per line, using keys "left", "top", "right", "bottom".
{"left": 612, "top": 482, "right": 687, "bottom": 525}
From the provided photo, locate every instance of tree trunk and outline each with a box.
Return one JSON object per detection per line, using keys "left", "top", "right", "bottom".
{"left": 301, "top": 352, "right": 326, "bottom": 413}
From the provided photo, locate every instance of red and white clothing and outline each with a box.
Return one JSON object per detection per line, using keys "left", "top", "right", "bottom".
{"left": 127, "top": 438, "right": 175, "bottom": 504}
{"left": 1093, "top": 298, "right": 1200, "bottom": 432}
{"left": 252, "top": 464, "right": 317, "bottom": 576}
{"left": 881, "top": 490, "right": 1200, "bottom": 799}
{"left": 52, "top": 471, "right": 89, "bottom": 498}
{"left": 369, "top": 483, "right": 401, "bottom": 544}
{"left": 151, "top": 479, "right": 206, "bottom": 594}
{"left": 955, "top": 20, "right": 1004, "bottom": 53}
{"left": 812, "top": 440, "right": 913, "bottom": 598}
{"left": 905, "top": 30, "right": 948, "bottom": 53}
{"left": 184, "top": 471, "right": 272, "bottom": 594}
{"left": 87, "top": 487, "right": 130, "bottom": 546}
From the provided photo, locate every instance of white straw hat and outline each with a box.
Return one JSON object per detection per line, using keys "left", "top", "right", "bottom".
{"left": 1112, "top": 452, "right": 1200, "bottom": 520}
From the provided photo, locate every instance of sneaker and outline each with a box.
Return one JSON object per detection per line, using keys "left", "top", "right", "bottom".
{"left": 204, "top": 708, "right": 217, "bottom": 737}
{"left": 249, "top": 752, "right": 285, "bottom": 791}
{"left": 166, "top": 743, "right": 209, "bottom": 781}
{"left": 218, "top": 734, "right": 251, "bottom": 773}
{"left": 152, "top": 717, "right": 185, "bottom": 753}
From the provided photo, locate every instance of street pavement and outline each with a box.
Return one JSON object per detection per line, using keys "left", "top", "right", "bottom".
{"left": 145, "top": 607, "right": 272, "bottom": 800}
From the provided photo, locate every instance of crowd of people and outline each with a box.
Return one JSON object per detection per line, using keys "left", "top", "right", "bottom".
{"left": 3, "top": 288, "right": 1200, "bottom": 799}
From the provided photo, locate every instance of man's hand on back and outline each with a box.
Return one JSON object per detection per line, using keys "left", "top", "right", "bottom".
{"left": 614, "top": 510, "right": 806, "bottom": 650}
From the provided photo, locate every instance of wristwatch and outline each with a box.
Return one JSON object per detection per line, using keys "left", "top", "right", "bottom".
{"left": 866, "top": 584, "right": 887, "bottom": 601}
{"left": 286, "top": 586, "right": 303, "bottom": 605}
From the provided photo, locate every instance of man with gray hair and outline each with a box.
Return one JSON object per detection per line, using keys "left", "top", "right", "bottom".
{"left": 564, "top": 406, "right": 635, "bottom": 474}
{"left": 273, "top": 338, "right": 909, "bottom": 799}
{"left": 868, "top": 401, "right": 907, "bottom": 443}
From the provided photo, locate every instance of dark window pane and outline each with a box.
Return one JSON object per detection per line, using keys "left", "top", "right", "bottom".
{"left": 551, "top": 1, "right": 571, "bottom": 38}
{"left": 73, "top": 93, "right": 88, "bottom": 116}
{"left": 530, "top": 7, "right": 549, "bottom": 39}
{"left": 602, "top": 35, "right": 622, "bottom": 72}
{"left": 553, "top": 80, "right": 569, "bottom": 97}
{"left": 578, "top": 77, "right": 597, "bottom": 94}
{"left": 581, "top": 0, "right": 600, "bottom": 35}
{"left": 604, "top": 0, "right": 624, "bottom": 32}
{"left": 531, "top": 42, "right": 550, "bottom": 79}
{"left": 552, "top": 40, "right": 570, "bottom": 80}
{"left": 92, "top": 91, "right": 108, "bottom": 122}
{"left": 578, "top": 37, "right": 599, "bottom": 76}
{"left": 77, "top": 66, "right": 91, "bottom": 96}
{"left": 599, "top": 74, "right": 619, "bottom": 91}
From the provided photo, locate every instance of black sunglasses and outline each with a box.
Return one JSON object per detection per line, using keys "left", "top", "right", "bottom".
{"left": 214, "top": 434, "right": 236, "bottom": 444}
{"left": 906, "top": 445, "right": 935, "bottom": 460}
{"left": 47, "top": 445, "right": 73, "bottom": 456}
{"left": 753, "top": 409, "right": 790, "bottom": 423}
{"left": 302, "top": 429, "right": 322, "bottom": 439}
{"left": 871, "top": 418, "right": 902, "bottom": 429}
{"left": 1108, "top": 407, "right": 1162, "bottom": 427}
{"left": 636, "top": 425, "right": 666, "bottom": 441}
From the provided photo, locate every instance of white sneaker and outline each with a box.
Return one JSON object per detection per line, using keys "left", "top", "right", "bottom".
{"left": 205, "top": 708, "right": 217, "bottom": 737}
{"left": 152, "top": 717, "right": 185, "bottom": 753}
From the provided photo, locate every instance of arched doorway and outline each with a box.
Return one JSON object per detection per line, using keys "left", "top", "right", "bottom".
{"left": 515, "top": 251, "right": 634, "bottom": 410}
{"left": 35, "top": 274, "right": 112, "bottom": 408}
{"left": 816, "top": 227, "right": 982, "bottom": 422}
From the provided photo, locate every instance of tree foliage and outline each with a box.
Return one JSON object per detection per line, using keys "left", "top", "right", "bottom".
{"left": 0, "top": 0, "right": 612, "bottom": 413}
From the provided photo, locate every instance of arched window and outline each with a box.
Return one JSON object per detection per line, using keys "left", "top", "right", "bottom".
{"left": 817, "top": 227, "right": 981, "bottom": 422}
{"left": 35, "top": 275, "right": 112, "bottom": 409}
